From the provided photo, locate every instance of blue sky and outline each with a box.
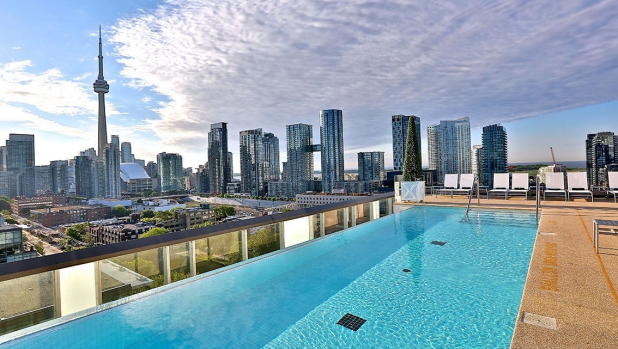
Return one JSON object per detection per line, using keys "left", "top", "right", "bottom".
{"left": 1, "top": 0, "right": 617, "bottom": 170}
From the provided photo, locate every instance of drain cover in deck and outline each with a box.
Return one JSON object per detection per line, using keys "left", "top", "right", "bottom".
{"left": 431, "top": 241, "right": 446, "bottom": 246}
{"left": 336, "top": 313, "right": 366, "bottom": 331}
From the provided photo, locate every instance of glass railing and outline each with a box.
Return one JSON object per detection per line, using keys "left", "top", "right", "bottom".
{"left": 0, "top": 193, "right": 394, "bottom": 338}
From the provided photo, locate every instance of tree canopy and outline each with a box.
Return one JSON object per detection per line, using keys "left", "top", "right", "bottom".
{"left": 140, "top": 209, "right": 155, "bottom": 219}
{"left": 0, "top": 197, "right": 11, "bottom": 213}
{"left": 139, "top": 227, "right": 170, "bottom": 239}
{"left": 214, "top": 205, "right": 236, "bottom": 220}
{"left": 112, "top": 205, "right": 132, "bottom": 217}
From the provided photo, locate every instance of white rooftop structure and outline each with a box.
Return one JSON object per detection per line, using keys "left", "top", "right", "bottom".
{"left": 120, "top": 163, "right": 151, "bottom": 181}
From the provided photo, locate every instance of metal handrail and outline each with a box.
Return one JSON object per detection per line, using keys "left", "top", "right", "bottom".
{"left": 465, "top": 176, "right": 477, "bottom": 218}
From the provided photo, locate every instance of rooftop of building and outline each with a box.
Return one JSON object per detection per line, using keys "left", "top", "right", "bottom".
{"left": 119, "top": 163, "right": 151, "bottom": 181}
{"left": 0, "top": 224, "right": 20, "bottom": 232}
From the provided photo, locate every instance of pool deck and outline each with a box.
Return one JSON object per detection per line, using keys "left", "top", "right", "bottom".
{"left": 397, "top": 195, "right": 618, "bottom": 349}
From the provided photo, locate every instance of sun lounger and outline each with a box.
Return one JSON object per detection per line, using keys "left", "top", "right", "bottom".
{"left": 452, "top": 174, "right": 475, "bottom": 197}
{"left": 437, "top": 174, "right": 458, "bottom": 198}
{"left": 567, "top": 172, "right": 593, "bottom": 202}
{"left": 543, "top": 172, "right": 566, "bottom": 201}
{"left": 509, "top": 173, "right": 530, "bottom": 200}
{"left": 488, "top": 173, "right": 509, "bottom": 200}
{"left": 608, "top": 172, "right": 618, "bottom": 203}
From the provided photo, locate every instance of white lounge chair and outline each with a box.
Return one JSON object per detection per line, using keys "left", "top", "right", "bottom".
{"left": 567, "top": 172, "right": 593, "bottom": 202}
{"left": 544, "top": 172, "right": 567, "bottom": 201}
{"left": 453, "top": 174, "right": 475, "bottom": 197}
{"left": 488, "top": 173, "right": 509, "bottom": 200}
{"left": 509, "top": 173, "right": 530, "bottom": 200}
{"left": 608, "top": 172, "right": 618, "bottom": 203}
{"left": 437, "top": 174, "right": 458, "bottom": 198}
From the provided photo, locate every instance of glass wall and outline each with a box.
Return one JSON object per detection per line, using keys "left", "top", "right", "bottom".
{"left": 0, "top": 271, "right": 55, "bottom": 335}
{"left": 311, "top": 214, "right": 322, "bottom": 239}
{"left": 356, "top": 203, "right": 371, "bottom": 225}
{"left": 195, "top": 231, "right": 242, "bottom": 275}
{"left": 102, "top": 247, "right": 165, "bottom": 303}
{"left": 247, "top": 223, "right": 281, "bottom": 259}
{"left": 324, "top": 209, "right": 345, "bottom": 235}
{"left": 379, "top": 198, "right": 391, "bottom": 217}
{"left": 169, "top": 242, "right": 191, "bottom": 283}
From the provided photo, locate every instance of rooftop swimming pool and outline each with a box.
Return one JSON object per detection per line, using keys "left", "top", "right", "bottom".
{"left": 0, "top": 206, "right": 538, "bottom": 348}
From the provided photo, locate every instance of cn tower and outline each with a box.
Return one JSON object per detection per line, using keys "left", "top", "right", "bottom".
{"left": 93, "top": 25, "right": 110, "bottom": 160}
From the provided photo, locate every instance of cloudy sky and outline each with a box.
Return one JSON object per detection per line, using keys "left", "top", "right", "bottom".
{"left": 1, "top": 0, "right": 617, "bottom": 170}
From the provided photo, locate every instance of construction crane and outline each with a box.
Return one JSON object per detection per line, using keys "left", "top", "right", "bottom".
{"left": 550, "top": 147, "right": 557, "bottom": 172}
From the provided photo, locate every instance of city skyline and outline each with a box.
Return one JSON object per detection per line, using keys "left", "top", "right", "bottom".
{"left": 1, "top": 1, "right": 618, "bottom": 170}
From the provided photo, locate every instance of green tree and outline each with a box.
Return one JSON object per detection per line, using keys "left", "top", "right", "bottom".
{"left": 139, "top": 227, "right": 170, "bottom": 239}
{"left": 248, "top": 227, "right": 279, "bottom": 257}
{"left": 34, "top": 241, "right": 45, "bottom": 256}
{"left": 65, "top": 223, "right": 90, "bottom": 242}
{"left": 154, "top": 210, "right": 173, "bottom": 222}
{"left": 141, "top": 209, "right": 155, "bottom": 219}
{"left": 0, "top": 196, "right": 11, "bottom": 213}
{"left": 112, "top": 205, "right": 132, "bottom": 217}
{"left": 402, "top": 117, "right": 423, "bottom": 181}
{"left": 214, "top": 205, "right": 236, "bottom": 220}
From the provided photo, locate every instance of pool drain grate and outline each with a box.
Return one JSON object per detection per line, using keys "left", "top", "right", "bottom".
{"left": 336, "top": 313, "right": 366, "bottom": 331}
{"left": 431, "top": 241, "right": 446, "bottom": 246}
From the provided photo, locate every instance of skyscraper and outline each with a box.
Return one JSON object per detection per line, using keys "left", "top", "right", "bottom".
{"left": 427, "top": 117, "right": 471, "bottom": 182}
{"left": 75, "top": 155, "right": 94, "bottom": 198}
{"left": 49, "top": 160, "right": 69, "bottom": 194}
{"left": 93, "top": 26, "right": 110, "bottom": 161}
{"left": 0, "top": 146, "right": 6, "bottom": 171}
{"left": 320, "top": 109, "right": 344, "bottom": 193}
{"left": 479, "top": 124, "right": 508, "bottom": 188}
{"left": 392, "top": 115, "right": 421, "bottom": 172}
{"left": 208, "top": 122, "right": 230, "bottom": 194}
{"left": 286, "top": 124, "right": 314, "bottom": 196}
{"left": 471, "top": 145, "right": 482, "bottom": 179}
{"left": 239, "top": 129, "right": 265, "bottom": 196}
{"left": 104, "top": 144, "right": 121, "bottom": 198}
{"left": 586, "top": 132, "right": 618, "bottom": 186}
{"left": 227, "top": 152, "right": 233, "bottom": 181}
{"left": 358, "top": 152, "right": 385, "bottom": 182}
{"left": 34, "top": 165, "right": 51, "bottom": 195}
{"left": 145, "top": 161, "right": 158, "bottom": 179}
{"left": 263, "top": 132, "right": 280, "bottom": 182}
{"left": 157, "top": 153, "right": 184, "bottom": 193}
{"left": 121, "top": 142, "right": 134, "bottom": 163}
{"left": 111, "top": 135, "right": 120, "bottom": 149}
{"left": 6, "top": 134, "right": 35, "bottom": 197}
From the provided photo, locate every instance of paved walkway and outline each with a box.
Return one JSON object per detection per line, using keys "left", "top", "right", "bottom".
{"left": 400, "top": 195, "right": 618, "bottom": 348}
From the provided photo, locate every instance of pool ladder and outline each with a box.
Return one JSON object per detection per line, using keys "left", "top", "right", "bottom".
{"left": 464, "top": 176, "right": 477, "bottom": 219}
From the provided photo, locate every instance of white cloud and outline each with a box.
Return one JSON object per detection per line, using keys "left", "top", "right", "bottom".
{"left": 110, "top": 0, "right": 618, "bottom": 167}
{"left": 0, "top": 102, "right": 89, "bottom": 139}
{"left": 12, "top": 46, "right": 21, "bottom": 50}
{"left": 0, "top": 60, "right": 120, "bottom": 117}
{"left": 142, "top": 96, "right": 151, "bottom": 103}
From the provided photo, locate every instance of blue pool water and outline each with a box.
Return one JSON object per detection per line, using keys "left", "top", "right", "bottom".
{"left": 1, "top": 206, "right": 537, "bottom": 348}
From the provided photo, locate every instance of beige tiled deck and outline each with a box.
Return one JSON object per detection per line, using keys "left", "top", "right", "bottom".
{"left": 399, "top": 194, "right": 618, "bottom": 348}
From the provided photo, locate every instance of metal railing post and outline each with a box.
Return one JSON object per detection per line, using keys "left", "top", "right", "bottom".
{"left": 536, "top": 175, "right": 541, "bottom": 223}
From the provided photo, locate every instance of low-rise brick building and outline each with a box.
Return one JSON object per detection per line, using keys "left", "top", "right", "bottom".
{"left": 31, "top": 205, "right": 111, "bottom": 227}
{"left": 11, "top": 193, "right": 67, "bottom": 215}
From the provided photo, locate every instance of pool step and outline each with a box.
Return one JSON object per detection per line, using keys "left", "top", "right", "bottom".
{"left": 461, "top": 211, "right": 537, "bottom": 229}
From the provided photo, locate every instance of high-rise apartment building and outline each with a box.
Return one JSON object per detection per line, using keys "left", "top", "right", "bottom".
{"left": 479, "top": 124, "right": 508, "bottom": 188}
{"left": 320, "top": 109, "right": 344, "bottom": 193}
{"left": 239, "top": 129, "right": 266, "bottom": 196}
{"left": 227, "top": 152, "right": 233, "bottom": 181}
{"left": 104, "top": 144, "right": 121, "bottom": 198}
{"left": 208, "top": 122, "right": 230, "bottom": 194}
{"left": 263, "top": 132, "right": 280, "bottom": 181}
{"left": 358, "top": 152, "right": 385, "bottom": 182}
{"left": 0, "top": 146, "right": 6, "bottom": 171}
{"left": 34, "top": 165, "right": 51, "bottom": 195}
{"left": 586, "top": 132, "right": 618, "bottom": 187}
{"left": 286, "top": 124, "right": 314, "bottom": 196}
{"left": 196, "top": 164, "right": 210, "bottom": 194}
{"left": 157, "top": 152, "right": 184, "bottom": 193}
{"left": 392, "top": 115, "right": 421, "bottom": 172}
{"left": 6, "top": 134, "right": 35, "bottom": 198}
{"left": 49, "top": 160, "right": 69, "bottom": 194}
{"left": 75, "top": 155, "right": 94, "bottom": 198}
{"left": 111, "top": 135, "right": 120, "bottom": 149}
{"left": 427, "top": 117, "right": 471, "bottom": 182}
{"left": 121, "top": 142, "right": 134, "bottom": 163}
{"left": 471, "top": 145, "right": 482, "bottom": 179}
{"left": 145, "top": 161, "right": 158, "bottom": 179}
{"left": 0, "top": 172, "right": 17, "bottom": 198}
